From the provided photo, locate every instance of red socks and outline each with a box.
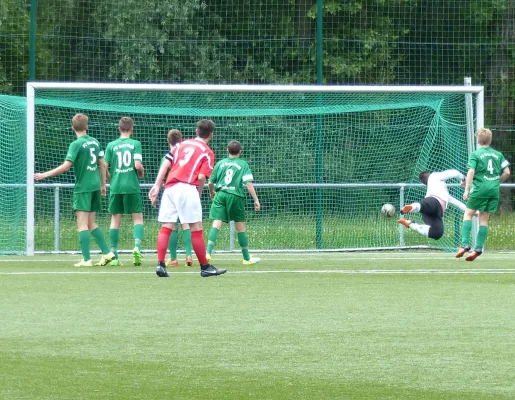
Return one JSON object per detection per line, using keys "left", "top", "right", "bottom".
{"left": 157, "top": 227, "right": 173, "bottom": 262}
{"left": 191, "top": 230, "right": 208, "bottom": 265}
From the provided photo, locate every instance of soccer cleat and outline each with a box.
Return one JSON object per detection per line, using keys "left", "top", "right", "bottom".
{"left": 206, "top": 253, "right": 212, "bottom": 262}
{"left": 400, "top": 205, "right": 413, "bottom": 214}
{"left": 74, "top": 259, "right": 93, "bottom": 267}
{"left": 156, "top": 262, "right": 169, "bottom": 277}
{"left": 455, "top": 246, "right": 470, "bottom": 258}
{"left": 200, "top": 264, "right": 227, "bottom": 278}
{"left": 397, "top": 218, "right": 412, "bottom": 228}
{"left": 185, "top": 256, "right": 193, "bottom": 267}
{"left": 243, "top": 257, "right": 260, "bottom": 265}
{"left": 465, "top": 250, "right": 482, "bottom": 262}
{"left": 110, "top": 259, "right": 123, "bottom": 267}
{"left": 95, "top": 251, "right": 115, "bottom": 266}
{"left": 132, "top": 247, "right": 143, "bottom": 266}
{"left": 166, "top": 259, "right": 179, "bottom": 267}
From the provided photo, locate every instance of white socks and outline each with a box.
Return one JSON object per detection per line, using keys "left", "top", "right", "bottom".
{"left": 411, "top": 202, "right": 421, "bottom": 212}
{"left": 409, "top": 222, "right": 430, "bottom": 237}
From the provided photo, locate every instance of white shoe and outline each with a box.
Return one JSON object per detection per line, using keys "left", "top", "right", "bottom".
{"left": 74, "top": 259, "right": 93, "bottom": 267}
{"left": 243, "top": 257, "right": 260, "bottom": 265}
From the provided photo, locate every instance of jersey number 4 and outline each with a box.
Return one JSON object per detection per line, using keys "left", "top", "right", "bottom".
{"left": 487, "top": 159, "right": 494, "bottom": 174}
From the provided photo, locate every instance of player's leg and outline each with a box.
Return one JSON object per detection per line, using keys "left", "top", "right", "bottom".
{"left": 466, "top": 196, "right": 497, "bottom": 261}
{"left": 128, "top": 194, "right": 144, "bottom": 266}
{"left": 398, "top": 197, "right": 440, "bottom": 238}
{"left": 401, "top": 201, "right": 421, "bottom": 214}
{"left": 167, "top": 227, "right": 180, "bottom": 267}
{"left": 207, "top": 192, "right": 229, "bottom": 260}
{"left": 156, "top": 187, "right": 178, "bottom": 277}
{"left": 176, "top": 183, "right": 226, "bottom": 277}
{"left": 109, "top": 213, "right": 122, "bottom": 266}
{"left": 75, "top": 208, "right": 93, "bottom": 267}
{"left": 87, "top": 191, "right": 115, "bottom": 265}
{"left": 456, "top": 207, "right": 476, "bottom": 257}
{"left": 181, "top": 223, "right": 193, "bottom": 266}
{"left": 229, "top": 194, "right": 259, "bottom": 264}
{"left": 206, "top": 220, "right": 223, "bottom": 261}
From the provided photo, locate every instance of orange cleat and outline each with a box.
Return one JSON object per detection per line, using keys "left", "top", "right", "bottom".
{"left": 397, "top": 218, "right": 412, "bottom": 228}
{"left": 455, "top": 246, "right": 470, "bottom": 258}
{"left": 401, "top": 205, "right": 413, "bottom": 214}
{"left": 185, "top": 256, "right": 193, "bottom": 267}
{"left": 166, "top": 259, "right": 179, "bottom": 267}
{"left": 465, "top": 250, "right": 482, "bottom": 262}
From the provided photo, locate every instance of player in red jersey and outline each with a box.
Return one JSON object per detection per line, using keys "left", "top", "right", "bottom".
{"left": 149, "top": 119, "right": 226, "bottom": 278}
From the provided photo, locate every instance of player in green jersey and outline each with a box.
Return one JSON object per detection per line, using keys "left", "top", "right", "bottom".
{"left": 206, "top": 140, "right": 261, "bottom": 264}
{"left": 34, "top": 114, "right": 115, "bottom": 267}
{"left": 163, "top": 129, "right": 194, "bottom": 268}
{"left": 456, "top": 128, "right": 511, "bottom": 261}
{"left": 104, "top": 117, "right": 145, "bottom": 266}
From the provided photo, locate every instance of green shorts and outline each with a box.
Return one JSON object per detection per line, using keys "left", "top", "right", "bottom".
{"left": 108, "top": 193, "right": 143, "bottom": 214}
{"left": 466, "top": 195, "right": 499, "bottom": 213}
{"left": 73, "top": 190, "right": 102, "bottom": 212}
{"left": 209, "top": 191, "right": 246, "bottom": 223}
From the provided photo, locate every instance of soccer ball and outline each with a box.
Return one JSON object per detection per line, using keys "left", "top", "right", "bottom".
{"left": 381, "top": 203, "right": 396, "bottom": 218}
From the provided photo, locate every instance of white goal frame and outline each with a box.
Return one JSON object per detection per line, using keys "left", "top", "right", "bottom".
{"left": 26, "top": 82, "right": 485, "bottom": 255}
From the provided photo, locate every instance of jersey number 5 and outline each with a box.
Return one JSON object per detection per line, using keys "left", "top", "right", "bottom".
{"left": 89, "top": 147, "right": 97, "bottom": 164}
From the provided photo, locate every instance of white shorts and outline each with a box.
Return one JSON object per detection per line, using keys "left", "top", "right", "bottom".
{"left": 158, "top": 182, "right": 202, "bottom": 224}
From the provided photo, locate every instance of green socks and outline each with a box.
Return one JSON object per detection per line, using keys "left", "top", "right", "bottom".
{"left": 475, "top": 225, "right": 488, "bottom": 251}
{"left": 78, "top": 230, "right": 91, "bottom": 261}
{"left": 237, "top": 232, "right": 250, "bottom": 261}
{"left": 461, "top": 219, "right": 472, "bottom": 247}
{"left": 109, "top": 229, "right": 119, "bottom": 259}
{"left": 182, "top": 229, "right": 193, "bottom": 257}
{"left": 168, "top": 229, "right": 179, "bottom": 260}
{"left": 134, "top": 224, "right": 144, "bottom": 250}
{"left": 207, "top": 227, "right": 220, "bottom": 255}
{"left": 91, "top": 227, "right": 110, "bottom": 254}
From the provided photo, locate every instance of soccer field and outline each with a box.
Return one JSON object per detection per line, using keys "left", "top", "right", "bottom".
{"left": 1, "top": 252, "right": 515, "bottom": 399}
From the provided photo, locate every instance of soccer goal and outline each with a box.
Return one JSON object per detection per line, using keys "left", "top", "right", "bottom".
{"left": 19, "top": 82, "right": 485, "bottom": 255}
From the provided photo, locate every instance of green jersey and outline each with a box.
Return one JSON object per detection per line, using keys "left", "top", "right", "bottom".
{"left": 65, "top": 135, "right": 103, "bottom": 193}
{"left": 209, "top": 157, "right": 253, "bottom": 198}
{"left": 467, "top": 146, "right": 510, "bottom": 198}
{"left": 104, "top": 137, "right": 143, "bottom": 194}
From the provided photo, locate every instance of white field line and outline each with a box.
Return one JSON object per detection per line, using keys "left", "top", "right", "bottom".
{"left": 1, "top": 269, "right": 515, "bottom": 276}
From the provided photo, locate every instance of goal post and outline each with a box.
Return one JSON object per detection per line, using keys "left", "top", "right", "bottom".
{"left": 23, "top": 82, "right": 485, "bottom": 255}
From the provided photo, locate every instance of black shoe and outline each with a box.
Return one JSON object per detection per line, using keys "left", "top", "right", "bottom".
{"left": 156, "top": 262, "right": 169, "bottom": 278}
{"left": 200, "top": 264, "right": 227, "bottom": 278}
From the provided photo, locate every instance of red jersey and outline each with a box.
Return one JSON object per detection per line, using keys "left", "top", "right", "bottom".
{"left": 164, "top": 138, "right": 214, "bottom": 187}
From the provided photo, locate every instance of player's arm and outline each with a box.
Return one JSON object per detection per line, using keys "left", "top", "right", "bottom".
{"left": 197, "top": 174, "right": 206, "bottom": 196}
{"left": 99, "top": 158, "right": 107, "bottom": 196}
{"left": 208, "top": 181, "right": 216, "bottom": 200}
{"left": 463, "top": 168, "right": 475, "bottom": 201}
{"left": 501, "top": 166, "right": 511, "bottom": 182}
{"left": 149, "top": 158, "right": 172, "bottom": 207}
{"left": 447, "top": 195, "right": 466, "bottom": 212}
{"left": 34, "top": 160, "right": 73, "bottom": 180}
{"left": 134, "top": 142, "right": 144, "bottom": 178}
{"left": 246, "top": 182, "right": 261, "bottom": 211}
{"left": 433, "top": 169, "right": 465, "bottom": 182}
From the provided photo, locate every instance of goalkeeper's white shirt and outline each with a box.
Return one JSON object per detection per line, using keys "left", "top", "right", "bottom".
{"left": 426, "top": 169, "right": 466, "bottom": 211}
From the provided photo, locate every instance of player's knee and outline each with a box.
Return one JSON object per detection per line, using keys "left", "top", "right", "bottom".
{"left": 428, "top": 226, "right": 444, "bottom": 240}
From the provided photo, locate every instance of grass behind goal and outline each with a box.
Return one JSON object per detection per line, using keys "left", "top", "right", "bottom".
{"left": 1, "top": 252, "right": 515, "bottom": 399}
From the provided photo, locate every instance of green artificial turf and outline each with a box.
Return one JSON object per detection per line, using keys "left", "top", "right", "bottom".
{"left": 1, "top": 252, "right": 514, "bottom": 399}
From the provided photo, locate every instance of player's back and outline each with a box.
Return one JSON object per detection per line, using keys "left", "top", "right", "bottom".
{"left": 66, "top": 135, "right": 102, "bottom": 193}
{"left": 165, "top": 138, "right": 214, "bottom": 187}
{"left": 211, "top": 157, "right": 253, "bottom": 198}
{"left": 105, "top": 137, "right": 142, "bottom": 194}
{"left": 470, "top": 147, "right": 508, "bottom": 196}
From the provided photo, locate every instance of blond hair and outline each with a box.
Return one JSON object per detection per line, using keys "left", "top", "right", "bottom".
{"left": 72, "top": 114, "right": 88, "bottom": 132}
{"left": 167, "top": 129, "right": 182, "bottom": 146}
{"left": 475, "top": 128, "right": 492, "bottom": 146}
{"left": 119, "top": 117, "right": 134, "bottom": 133}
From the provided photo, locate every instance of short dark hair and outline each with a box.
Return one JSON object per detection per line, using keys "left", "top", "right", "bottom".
{"left": 227, "top": 140, "right": 242, "bottom": 155}
{"left": 167, "top": 129, "right": 182, "bottom": 146}
{"left": 419, "top": 171, "right": 430, "bottom": 185}
{"left": 119, "top": 117, "right": 134, "bottom": 133}
{"left": 196, "top": 119, "right": 215, "bottom": 138}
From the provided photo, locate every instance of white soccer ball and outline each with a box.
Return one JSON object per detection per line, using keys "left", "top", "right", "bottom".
{"left": 381, "top": 203, "right": 396, "bottom": 218}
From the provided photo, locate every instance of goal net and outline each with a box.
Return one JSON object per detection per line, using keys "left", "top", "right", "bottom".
{"left": 17, "top": 84, "right": 484, "bottom": 254}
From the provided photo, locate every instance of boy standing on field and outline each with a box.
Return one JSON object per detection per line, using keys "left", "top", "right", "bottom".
{"left": 456, "top": 128, "right": 511, "bottom": 261}
{"left": 149, "top": 119, "right": 226, "bottom": 278}
{"left": 207, "top": 140, "right": 261, "bottom": 264}
{"left": 104, "top": 117, "right": 145, "bottom": 266}
{"left": 34, "top": 113, "right": 115, "bottom": 267}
